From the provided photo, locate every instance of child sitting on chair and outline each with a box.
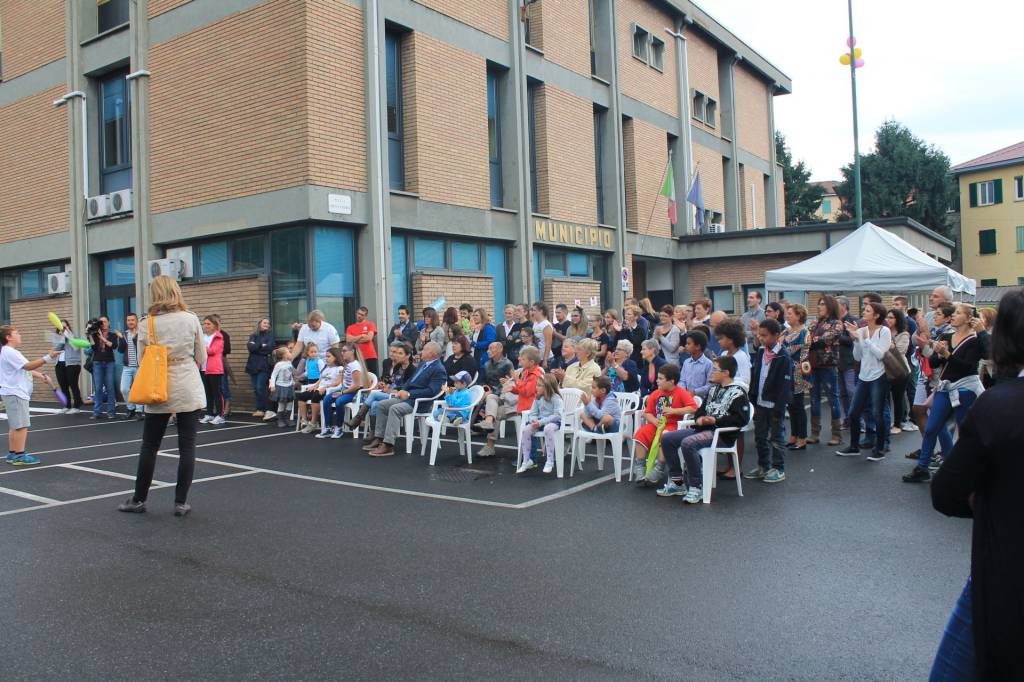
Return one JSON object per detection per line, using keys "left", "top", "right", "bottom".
{"left": 516, "top": 374, "right": 564, "bottom": 475}
{"left": 579, "top": 375, "right": 621, "bottom": 433}
{"left": 435, "top": 370, "right": 473, "bottom": 425}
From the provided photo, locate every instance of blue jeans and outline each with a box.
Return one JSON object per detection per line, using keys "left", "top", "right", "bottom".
{"left": 862, "top": 380, "right": 892, "bottom": 448}
{"left": 918, "top": 389, "right": 976, "bottom": 468}
{"left": 120, "top": 365, "right": 139, "bottom": 412}
{"left": 848, "top": 376, "right": 889, "bottom": 453}
{"left": 364, "top": 390, "right": 395, "bottom": 416}
{"left": 810, "top": 367, "right": 841, "bottom": 420}
{"left": 92, "top": 361, "right": 117, "bottom": 416}
{"left": 221, "top": 373, "right": 232, "bottom": 401}
{"left": 929, "top": 578, "right": 974, "bottom": 681}
{"left": 249, "top": 371, "right": 269, "bottom": 411}
{"left": 754, "top": 407, "right": 786, "bottom": 472}
{"left": 838, "top": 367, "right": 857, "bottom": 421}
{"left": 322, "top": 391, "right": 357, "bottom": 428}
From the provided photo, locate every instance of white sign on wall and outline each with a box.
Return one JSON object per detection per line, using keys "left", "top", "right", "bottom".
{"left": 621, "top": 267, "right": 629, "bottom": 291}
{"left": 328, "top": 193, "right": 352, "bottom": 215}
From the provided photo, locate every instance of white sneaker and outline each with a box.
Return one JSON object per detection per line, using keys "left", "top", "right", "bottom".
{"left": 59, "top": 408, "right": 68, "bottom": 414}
{"left": 67, "top": 408, "right": 80, "bottom": 415}
{"left": 211, "top": 416, "right": 226, "bottom": 425}
{"left": 199, "top": 415, "right": 212, "bottom": 424}
{"left": 901, "top": 421, "right": 918, "bottom": 432}
{"left": 315, "top": 429, "right": 331, "bottom": 439}
{"left": 262, "top": 411, "right": 277, "bottom": 421}
{"left": 542, "top": 460, "right": 554, "bottom": 474}
{"left": 516, "top": 459, "right": 537, "bottom": 474}
{"left": 330, "top": 426, "right": 343, "bottom": 439}
{"left": 477, "top": 445, "right": 496, "bottom": 458}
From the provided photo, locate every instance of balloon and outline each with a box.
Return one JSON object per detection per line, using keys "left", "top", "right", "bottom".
{"left": 855, "top": 58, "right": 865, "bottom": 68}
{"left": 839, "top": 54, "right": 852, "bottom": 65}
{"left": 48, "top": 312, "right": 63, "bottom": 331}
{"left": 853, "top": 47, "right": 863, "bottom": 58}
{"left": 847, "top": 37, "right": 857, "bottom": 48}
{"left": 68, "top": 338, "right": 92, "bottom": 349}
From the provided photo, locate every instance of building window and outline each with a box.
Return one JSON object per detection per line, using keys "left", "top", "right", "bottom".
{"left": 691, "top": 90, "right": 706, "bottom": 124}
{"left": 313, "top": 227, "right": 356, "bottom": 328}
{"left": 523, "top": 0, "right": 537, "bottom": 47}
{"left": 543, "top": 252, "right": 567, "bottom": 277}
{"left": 98, "top": 0, "right": 129, "bottom": 33}
{"left": 594, "top": 107, "right": 605, "bottom": 225}
{"left": 970, "top": 179, "right": 1004, "bottom": 207}
{"left": 0, "top": 263, "right": 66, "bottom": 319}
{"left": 487, "top": 68, "right": 503, "bottom": 208}
{"left": 631, "top": 24, "right": 649, "bottom": 63}
{"left": 197, "top": 235, "right": 265, "bottom": 277}
{"left": 1019, "top": 277, "right": 1024, "bottom": 286}
{"left": 413, "top": 238, "right": 447, "bottom": 270}
{"left": 704, "top": 97, "right": 717, "bottom": 128}
{"left": 99, "top": 70, "right": 131, "bottom": 194}
{"left": 947, "top": 194, "right": 960, "bottom": 213}
{"left": 781, "top": 291, "right": 807, "bottom": 306}
{"left": 199, "top": 242, "right": 229, "bottom": 276}
{"left": 588, "top": 0, "right": 598, "bottom": 74}
{"left": 979, "top": 229, "right": 997, "bottom": 255}
{"left": 394, "top": 233, "right": 507, "bottom": 314}
{"left": 743, "top": 284, "right": 766, "bottom": 307}
{"left": 568, "top": 253, "right": 590, "bottom": 277}
{"left": 528, "top": 83, "right": 539, "bottom": 214}
{"left": 392, "top": 234, "right": 408, "bottom": 317}
{"left": 650, "top": 36, "right": 665, "bottom": 71}
{"left": 1015, "top": 175, "right": 1023, "bottom": 201}
{"left": 452, "top": 242, "right": 481, "bottom": 271}
{"left": 1016, "top": 225, "right": 1024, "bottom": 252}
{"left": 980, "top": 279, "right": 997, "bottom": 287}
{"left": 270, "top": 227, "right": 307, "bottom": 339}
{"left": 385, "top": 31, "right": 404, "bottom": 191}
{"left": 821, "top": 199, "right": 832, "bottom": 215}
{"left": 485, "top": 244, "right": 507, "bottom": 315}
{"left": 979, "top": 181, "right": 995, "bottom": 206}
{"left": 709, "top": 286, "right": 734, "bottom": 314}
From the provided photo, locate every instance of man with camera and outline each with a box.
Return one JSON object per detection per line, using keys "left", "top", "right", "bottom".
{"left": 88, "top": 316, "right": 119, "bottom": 419}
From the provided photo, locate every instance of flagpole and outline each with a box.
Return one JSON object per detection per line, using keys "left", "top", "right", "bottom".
{"left": 641, "top": 154, "right": 672, "bottom": 243}
{"left": 847, "top": 0, "right": 863, "bottom": 227}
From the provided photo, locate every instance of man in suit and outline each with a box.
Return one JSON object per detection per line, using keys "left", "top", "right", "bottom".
{"left": 387, "top": 305, "right": 420, "bottom": 346}
{"left": 495, "top": 304, "right": 522, "bottom": 366}
{"left": 366, "top": 342, "right": 447, "bottom": 457}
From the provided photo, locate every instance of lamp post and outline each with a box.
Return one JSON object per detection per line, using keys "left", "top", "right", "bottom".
{"left": 845, "top": 0, "right": 863, "bottom": 227}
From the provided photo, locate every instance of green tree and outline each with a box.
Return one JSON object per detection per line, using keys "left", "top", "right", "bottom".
{"left": 835, "top": 120, "right": 953, "bottom": 235}
{"left": 776, "top": 131, "right": 825, "bottom": 225}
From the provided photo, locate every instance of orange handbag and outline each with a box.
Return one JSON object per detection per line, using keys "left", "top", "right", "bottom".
{"left": 128, "top": 315, "right": 169, "bottom": 405}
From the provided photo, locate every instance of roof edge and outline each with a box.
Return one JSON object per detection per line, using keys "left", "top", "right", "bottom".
{"left": 678, "top": 217, "right": 955, "bottom": 249}
{"left": 950, "top": 156, "right": 1024, "bottom": 176}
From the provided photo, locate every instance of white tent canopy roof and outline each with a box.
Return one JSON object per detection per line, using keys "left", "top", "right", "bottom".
{"left": 765, "top": 222, "right": 975, "bottom": 295}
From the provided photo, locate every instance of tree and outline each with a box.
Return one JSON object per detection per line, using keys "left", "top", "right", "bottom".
{"left": 835, "top": 120, "right": 953, "bottom": 236}
{"left": 775, "top": 132, "right": 825, "bottom": 225}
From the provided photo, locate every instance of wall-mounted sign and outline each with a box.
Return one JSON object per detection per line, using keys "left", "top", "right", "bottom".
{"left": 533, "top": 218, "right": 615, "bottom": 251}
{"left": 328, "top": 193, "right": 352, "bottom": 215}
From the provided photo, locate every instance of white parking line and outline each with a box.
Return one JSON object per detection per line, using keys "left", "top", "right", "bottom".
{"left": 60, "top": 463, "right": 168, "bottom": 486}
{"left": 24, "top": 423, "right": 267, "bottom": 456}
{"left": 0, "top": 486, "right": 60, "bottom": 505}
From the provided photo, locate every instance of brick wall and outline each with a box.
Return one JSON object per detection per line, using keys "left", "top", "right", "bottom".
{"left": 617, "top": 0, "right": 678, "bottom": 117}
{"left": 534, "top": 84, "right": 598, "bottom": 225}
{"left": 541, "top": 278, "right": 602, "bottom": 322}
{"left": 691, "top": 141, "right": 724, "bottom": 218}
{"left": 413, "top": 0, "right": 509, "bottom": 41}
{"left": 402, "top": 32, "right": 489, "bottom": 209}
{"left": 0, "top": 86, "right": 69, "bottom": 244}
{"left": 149, "top": 0, "right": 310, "bottom": 214}
{"left": 622, "top": 117, "right": 671, "bottom": 237}
{"left": 149, "top": 0, "right": 192, "bottom": 17}
{"left": 306, "top": 0, "right": 366, "bottom": 192}
{"left": 410, "top": 273, "right": 494, "bottom": 319}
{"left": 687, "top": 253, "right": 816, "bottom": 310}
{"left": 534, "top": 0, "right": 591, "bottom": 77}
{"left": 9, "top": 295, "right": 73, "bottom": 402}
{"left": 0, "top": 0, "right": 64, "bottom": 80}
{"left": 179, "top": 275, "right": 270, "bottom": 410}
{"left": 734, "top": 63, "right": 771, "bottom": 160}
{"left": 686, "top": 29, "right": 720, "bottom": 134}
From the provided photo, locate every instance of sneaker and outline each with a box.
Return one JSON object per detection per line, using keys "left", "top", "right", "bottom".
{"left": 8, "top": 454, "right": 41, "bottom": 466}
{"left": 542, "top": 460, "right": 554, "bottom": 474}
{"left": 836, "top": 446, "right": 861, "bottom": 457}
{"left": 866, "top": 450, "right": 887, "bottom": 461}
{"left": 199, "top": 415, "right": 212, "bottom": 424}
{"left": 630, "top": 464, "right": 646, "bottom": 482}
{"left": 252, "top": 411, "right": 264, "bottom": 418}
{"left": 262, "top": 411, "right": 277, "bottom": 421}
{"left": 763, "top": 468, "right": 786, "bottom": 483}
{"left": 477, "top": 445, "right": 496, "bottom": 458}
{"left": 644, "top": 462, "right": 667, "bottom": 485}
{"left": 902, "top": 466, "right": 931, "bottom": 483}
{"left": 67, "top": 408, "right": 80, "bottom": 415}
{"left": 905, "top": 448, "right": 921, "bottom": 460}
{"left": 174, "top": 502, "right": 191, "bottom": 517}
{"left": 301, "top": 423, "right": 318, "bottom": 434}
{"left": 211, "top": 416, "right": 226, "bottom": 425}
{"left": 928, "top": 453, "right": 943, "bottom": 472}
{"left": 59, "top": 408, "right": 68, "bottom": 414}
{"left": 315, "top": 429, "right": 331, "bottom": 439}
{"left": 889, "top": 427, "right": 902, "bottom": 435}
{"left": 901, "top": 421, "right": 918, "bottom": 432}
{"left": 330, "top": 427, "right": 343, "bottom": 439}
{"left": 475, "top": 419, "right": 495, "bottom": 432}
{"left": 743, "top": 466, "right": 766, "bottom": 480}
{"left": 682, "top": 487, "right": 703, "bottom": 504}
{"left": 656, "top": 480, "right": 687, "bottom": 497}
{"left": 516, "top": 459, "right": 537, "bottom": 474}
{"left": 117, "top": 498, "right": 146, "bottom": 513}
{"left": 4, "top": 454, "right": 16, "bottom": 464}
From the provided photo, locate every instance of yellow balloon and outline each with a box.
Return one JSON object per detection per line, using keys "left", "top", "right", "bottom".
{"left": 853, "top": 47, "right": 863, "bottom": 58}
{"left": 839, "top": 53, "right": 851, "bottom": 65}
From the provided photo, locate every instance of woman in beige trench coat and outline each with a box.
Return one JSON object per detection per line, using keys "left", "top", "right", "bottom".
{"left": 118, "top": 276, "right": 207, "bottom": 517}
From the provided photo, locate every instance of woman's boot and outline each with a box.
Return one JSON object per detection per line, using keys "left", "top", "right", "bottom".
{"left": 808, "top": 416, "right": 821, "bottom": 444}
{"left": 362, "top": 417, "right": 376, "bottom": 442}
{"left": 346, "top": 404, "right": 370, "bottom": 430}
{"left": 828, "top": 419, "right": 843, "bottom": 446}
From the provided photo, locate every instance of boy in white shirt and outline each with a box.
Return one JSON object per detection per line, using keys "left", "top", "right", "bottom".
{"left": 1, "top": 325, "right": 56, "bottom": 465}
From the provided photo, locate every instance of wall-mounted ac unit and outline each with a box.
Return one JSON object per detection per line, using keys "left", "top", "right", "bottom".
{"left": 164, "top": 246, "right": 194, "bottom": 279}
{"left": 148, "top": 258, "right": 185, "bottom": 282}
{"left": 707, "top": 223, "right": 724, "bottom": 234}
{"left": 109, "top": 189, "right": 132, "bottom": 214}
{"left": 86, "top": 195, "right": 110, "bottom": 220}
{"left": 47, "top": 272, "right": 71, "bottom": 295}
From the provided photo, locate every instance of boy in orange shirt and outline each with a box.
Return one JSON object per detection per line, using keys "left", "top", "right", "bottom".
{"left": 631, "top": 363, "right": 697, "bottom": 484}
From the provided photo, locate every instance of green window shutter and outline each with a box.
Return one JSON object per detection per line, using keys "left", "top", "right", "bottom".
{"left": 979, "top": 229, "right": 997, "bottom": 255}
{"left": 980, "top": 279, "right": 998, "bottom": 287}
{"left": 1017, "top": 225, "right": 1024, "bottom": 252}
{"left": 993, "top": 178, "right": 1003, "bottom": 204}
{"left": 968, "top": 182, "right": 978, "bottom": 207}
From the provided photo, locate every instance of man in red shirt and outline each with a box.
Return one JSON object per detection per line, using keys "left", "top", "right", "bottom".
{"left": 346, "top": 306, "right": 379, "bottom": 375}
{"left": 631, "top": 363, "right": 697, "bottom": 483}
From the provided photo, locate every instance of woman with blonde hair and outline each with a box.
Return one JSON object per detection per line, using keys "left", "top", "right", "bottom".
{"left": 118, "top": 276, "right": 206, "bottom": 517}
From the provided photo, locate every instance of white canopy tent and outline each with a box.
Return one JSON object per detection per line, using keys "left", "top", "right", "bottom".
{"left": 765, "top": 222, "right": 975, "bottom": 296}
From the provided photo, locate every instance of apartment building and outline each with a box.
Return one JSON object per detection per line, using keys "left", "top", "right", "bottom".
{"left": 812, "top": 180, "right": 841, "bottom": 222}
{"left": 951, "top": 141, "right": 1024, "bottom": 288}
{"left": 0, "top": 0, "right": 792, "bottom": 402}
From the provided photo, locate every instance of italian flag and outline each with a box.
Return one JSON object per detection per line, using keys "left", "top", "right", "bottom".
{"left": 660, "top": 161, "right": 677, "bottom": 225}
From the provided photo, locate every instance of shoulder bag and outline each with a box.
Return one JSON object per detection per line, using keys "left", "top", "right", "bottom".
{"left": 128, "top": 316, "right": 169, "bottom": 405}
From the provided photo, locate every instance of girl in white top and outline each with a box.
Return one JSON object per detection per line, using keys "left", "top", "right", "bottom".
{"left": 269, "top": 347, "right": 296, "bottom": 427}
{"left": 530, "top": 302, "right": 555, "bottom": 369}
{"left": 653, "top": 305, "right": 682, "bottom": 366}
{"left": 294, "top": 348, "right": 342, "bottom": 433}
{"left": 849, "top": 304, "right": 893, "bottom": 382}
{"left": 837, "top": 301, "right": 892, "bottom": 458}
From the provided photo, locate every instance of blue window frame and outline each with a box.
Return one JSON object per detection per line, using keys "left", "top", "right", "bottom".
{"left": 199, "top": 242, "right": 229, "bottom": 276}
{"left": 568, "top": 253, "right": 590, "bottom": 277}
{"left": 314, "top": 228, "right": 356, "bottom": 328}
{"left": 413, "top": 238, "right": 446, "bottom": 270}
{"left": 485, "top": 245, "right": 506, "bottom": 315}
{"left": 392, "top": 234, "right": 408, "bottom": 317}
{"left": 385, "top": 32, "right": 404, "bottom": 191}
{"left": 20, "top": 270, "right": 42, "bottom": 297}
{"left": 487, "top": 68, "right": 503, "bottom": 207}
{"left": 594, "top": 108, "right": 605, "bottom": 225}
{"left": 99, "top": 70, "right": 131, "bottom": 194}
{"left": 452, "top": 242, "right": 481, "bottom": 271}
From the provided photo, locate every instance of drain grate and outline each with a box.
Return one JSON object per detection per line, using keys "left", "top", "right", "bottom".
{"left": 427, "top": 466, "right": 496, "bottom": 482}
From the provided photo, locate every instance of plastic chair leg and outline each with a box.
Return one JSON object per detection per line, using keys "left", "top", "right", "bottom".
{"left": 463, "top": 427, "right": 473, "bottom": 464}
{"left": 428, "top": 424, "right": 442, "bottom": 466}
{"left": 732, "top": 453, "right": 743, "bottom": 497}
{"left": 404, "top": 415, "right": 415, "bottom": 454}
{"left": 555, "top": 434, "right": 565, "bottom": 478}
{"left": 611, "top": 438, "right": 622, "bottom": 482}
{"left": 420, "top": 420, "right": 431, "bottom": 458}
{"left": 701, "top": 448, "right": 714, "bottom": 504}
{"left": 596, "top": 440, "right": 606, "bottom": 472}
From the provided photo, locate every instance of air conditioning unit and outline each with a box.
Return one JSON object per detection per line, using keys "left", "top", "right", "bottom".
{"left": 47, "top": 272, "right": 71, "bottom": 295}
{"left": 707, "top": 223, "right": 724, "bottom": 234}
{"left": 148, "top": 258, "right": 185, "bottom": 281}
{"left": 109, "top": 189, "right": 133, "bottom": 214}
{"left": 86, "top": 194, "right": 110, "bottom": 220}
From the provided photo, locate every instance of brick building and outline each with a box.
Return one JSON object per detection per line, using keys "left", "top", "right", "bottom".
{"left": 0, "top": 0, "right": 799, "bottom": 404}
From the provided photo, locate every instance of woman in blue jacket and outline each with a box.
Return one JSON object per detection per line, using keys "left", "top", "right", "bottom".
{"left": 471, "top": 308, "right": 497, "bottom": 371}
{"left": 245, "top": 318, "right": 275, "bottom": 417}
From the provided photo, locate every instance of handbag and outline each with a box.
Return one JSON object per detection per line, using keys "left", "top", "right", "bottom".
{"left": 128, "top": 315, "right": 169, "bottom": 405}
{"left": 883, "top": 344, "right": 910, "bottom": 383}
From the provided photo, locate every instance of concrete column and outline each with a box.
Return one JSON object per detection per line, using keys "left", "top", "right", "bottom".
{"left": 672, "top": 260, "right": 690, "bottom": 305}
{"left": 765, "top": 85, "right": 781, "bottom": 228}
{"left": 64, "top": 0, "right": 89, "bottom": 339}
{"left": 719, "top": 54, "right": 742, "bottom": 231}
{"left": 605, "top": 0, "right": 627, "bottom": 310}
{"left": 670, "top": 17, "right": 693, "bottom": 237}
{"left": 507, "top": 0, "right": 533, "bottom": 303}
{"left": 128, "top": 0, "right": 155, "bottom": 311}
{"left": 363, "top": 0, "right": 392, "bottom": 357}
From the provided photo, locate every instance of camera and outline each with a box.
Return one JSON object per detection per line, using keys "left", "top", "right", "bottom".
{"left": 85, "top": 317, "right": 102, "bottom": 336}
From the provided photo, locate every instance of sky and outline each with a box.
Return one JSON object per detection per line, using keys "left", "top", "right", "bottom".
{"left": 700, "top": 0, "right": 1024, "bottom": 181}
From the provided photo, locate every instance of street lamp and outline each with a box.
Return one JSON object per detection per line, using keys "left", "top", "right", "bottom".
{"left": 839, "top": 0, "right": 865, "bottom": 227}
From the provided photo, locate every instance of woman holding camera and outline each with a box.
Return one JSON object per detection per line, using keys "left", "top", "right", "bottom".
{"left": 89, "top": 317, "right": 119, "bottom": 419}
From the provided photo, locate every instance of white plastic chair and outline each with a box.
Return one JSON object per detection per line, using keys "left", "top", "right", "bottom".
{"left": 697, "top": 405, "right": 753, "bottom": 504}
{"left": 519, "top": 388, "right": 583, "bottom": 478}
{"left": 571, "top": 391, "right": 640, "bottom": 481}
{"left": 343, "top": 372, "right": 377, "bottom": 438}
{"left": 421, "top": 385, "right": 487, "bottom": 465}
{"left": 403, "top": 387, "right": 447, "bottom": 454}
{"left": 293, "top": 383, "right": 317, "bottom": 432}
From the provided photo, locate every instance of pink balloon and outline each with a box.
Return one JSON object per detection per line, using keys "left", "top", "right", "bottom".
{"left": 847, "top": 37, "right": 857, "bottom": 48}
{"left": 855, "top": 58, "right": 865, "bottom": 68}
